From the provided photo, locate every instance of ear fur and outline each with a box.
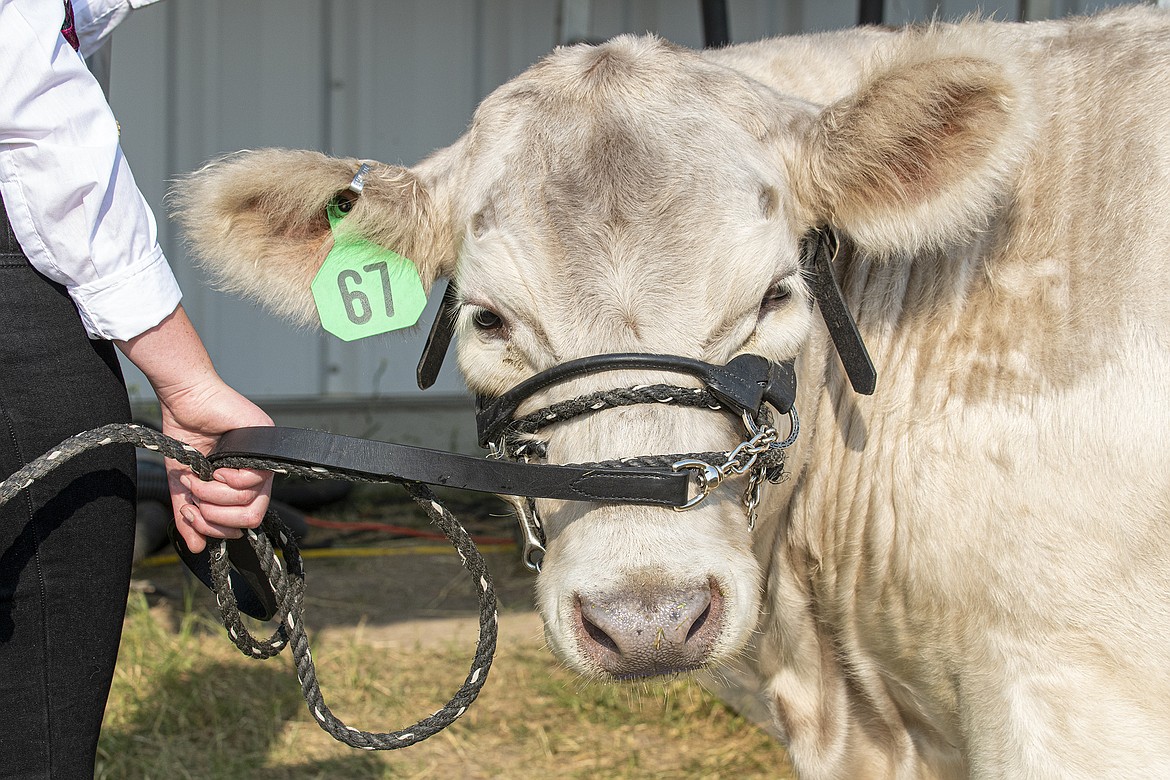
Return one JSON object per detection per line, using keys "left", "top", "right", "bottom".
{"left": 171, "top": 148, "right": 455, "bottom": 326}
{"left": 794, "top": 43, "right": 1033, "bottom": 254}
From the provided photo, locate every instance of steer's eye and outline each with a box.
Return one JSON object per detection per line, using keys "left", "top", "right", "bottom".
{"left": 471, "top": 307, "right": 504, "bottom": 333}
{"left": 760, "top": 281, "right": 792, "bottom": 315}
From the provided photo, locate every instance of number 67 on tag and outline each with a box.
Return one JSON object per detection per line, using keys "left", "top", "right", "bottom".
{"left": 311, "top": 205, "right": 428, "bottom": 341}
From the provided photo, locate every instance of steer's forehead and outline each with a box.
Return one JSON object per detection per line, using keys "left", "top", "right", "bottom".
{"left": 465, "top": 35, "right": 785, "bottom": 205}
{"left": 454, "top": 36, "right": 805, "bottom": 356}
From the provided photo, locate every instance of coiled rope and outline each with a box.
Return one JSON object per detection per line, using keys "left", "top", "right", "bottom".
{"left": 0, "top": 423, "right": 497, "bottom": 750}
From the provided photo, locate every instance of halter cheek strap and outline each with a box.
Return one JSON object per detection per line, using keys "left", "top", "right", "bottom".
{"left": 417, "top": 279, "right": 460, "bottom": 390}
{"left": 804, "top": 228, "right": 877, "bottom": 395}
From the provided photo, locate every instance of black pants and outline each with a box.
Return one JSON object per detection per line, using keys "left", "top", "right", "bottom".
{"left": 0, "top": 199, "right": 136, "bottom": 778}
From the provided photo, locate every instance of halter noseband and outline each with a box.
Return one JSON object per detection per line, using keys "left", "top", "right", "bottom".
{"left": 472, "top": 353, "right": 799, "bottom": 570}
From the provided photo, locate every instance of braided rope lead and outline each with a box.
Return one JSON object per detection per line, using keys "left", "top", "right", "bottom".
{"left": 501, "top": 384, "right": 789, "bottom": 476}
{"left": 0, "top": 423, "right": 498, "bottom": 750}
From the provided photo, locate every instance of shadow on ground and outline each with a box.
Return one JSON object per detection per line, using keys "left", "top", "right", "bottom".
{"left": 133, "top": 484, "right": 539, "bottom": 633}
{"left": 97, "top": 657, "right": 390, "bottom": 779}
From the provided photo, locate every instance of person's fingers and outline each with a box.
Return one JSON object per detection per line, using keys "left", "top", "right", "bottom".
{"left": 210, "top": 467, "right": 271, "bottom": 490}
{"left": 173, "top": 500, "right": 264, "bottom": 554}
{"left": 180, "top": 473, "right": 263, "bottom": 507}
{"left": 186, "top": 493, "right": 269, "bottom": 529}
{"left": 178, "top": 502, "right": 247, "bottom": 541}
{"left": 171, "top": 519, "right": 207, "bottom": 554}
{"left": 166, "top": 467, "right": 199, "bottom": 523}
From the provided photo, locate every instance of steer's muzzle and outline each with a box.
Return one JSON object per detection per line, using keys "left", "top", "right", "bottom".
{"left": 468, "top": 351, "right": 793, "bottom": 679}
{"left": 573, "top": 576, "right": 724, "bottom": 678}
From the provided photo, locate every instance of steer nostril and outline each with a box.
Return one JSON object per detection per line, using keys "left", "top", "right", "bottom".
{"left": 684, "top": 601, "right": 712, "bottom": 643}
{"left": 580, "top": 613, "right": 620, "bottom": 654}
{"left": 572, "top": 578, "right": 725, "bottom": 678}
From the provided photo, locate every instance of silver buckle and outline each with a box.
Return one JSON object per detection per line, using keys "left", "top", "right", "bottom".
{"left": 671, "top": 459, "right": 724, "bottom": 511}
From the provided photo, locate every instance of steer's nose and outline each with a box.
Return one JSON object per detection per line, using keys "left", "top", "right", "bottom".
{"left": 573, "top": 578, "right": 723, "bottom": 678}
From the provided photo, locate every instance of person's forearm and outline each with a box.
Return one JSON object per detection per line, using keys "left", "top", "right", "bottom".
{"left": 114, "top": 304, "right": 219, "bottom": 404}
{"left": 114, "top": 302, "right": 273, "bottom": 552}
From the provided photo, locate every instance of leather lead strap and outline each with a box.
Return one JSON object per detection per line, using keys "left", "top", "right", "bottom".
{"left": 169, "top": 522, "right": 279, "bottom": 620}
{"left": 806, "top": 229, "right": 877, "bottom": 395}
{"left": 210, "top": 426, "right": 691, "bottom": 507}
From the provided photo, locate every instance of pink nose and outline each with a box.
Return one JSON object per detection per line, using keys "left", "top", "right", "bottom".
{"left": 573, "top": 578, "right": 723, "bottom": 679}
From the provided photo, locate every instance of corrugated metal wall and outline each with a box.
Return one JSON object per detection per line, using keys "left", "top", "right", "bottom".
{"left": 107, "top": 0, "right": 1133, "bottom": 420}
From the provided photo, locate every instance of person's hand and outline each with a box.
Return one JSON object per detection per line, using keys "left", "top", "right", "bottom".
{"left": 116, "top": 305, "right": 274, "bottom": 553}
{"left": 158, "top": 379, "right": 274, "bottom": 554}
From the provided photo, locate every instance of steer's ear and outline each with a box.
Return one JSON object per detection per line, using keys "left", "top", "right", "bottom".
{"left": 172, "top": 148, "right": 455, "bottom": 325}
{"left": 792, "top": 51, "right": 1031, "bottom": 255}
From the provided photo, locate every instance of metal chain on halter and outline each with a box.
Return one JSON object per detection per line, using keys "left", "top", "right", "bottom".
{"left": 0, "top": 423, "right": 497, "bottom": 750}
{"left": 494, "top": 383, "right": 798, "bottom": 530}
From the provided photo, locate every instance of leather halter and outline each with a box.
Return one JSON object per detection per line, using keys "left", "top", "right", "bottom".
{"left": 475, "top": 352, "right": 797, "bottom": 448}
{"left": 417, "top": 227, "right": 875, "bottom": 400}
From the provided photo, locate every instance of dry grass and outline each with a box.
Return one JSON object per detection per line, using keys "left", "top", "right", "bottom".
{"left": 98, "top": 591, "right": 794, "bottom": 779}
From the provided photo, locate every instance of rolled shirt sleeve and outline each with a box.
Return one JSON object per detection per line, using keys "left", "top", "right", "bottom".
{"left": 0, "top": 0, "right": 181, "bottom": 341}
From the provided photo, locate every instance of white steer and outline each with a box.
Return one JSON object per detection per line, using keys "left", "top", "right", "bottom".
{"left": 175, "top": 7, "right": 1170, "bottom": 777}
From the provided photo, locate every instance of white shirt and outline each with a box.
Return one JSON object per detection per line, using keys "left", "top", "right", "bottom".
{"left": 0, "top": 0, "right": 179, "bottom": 341}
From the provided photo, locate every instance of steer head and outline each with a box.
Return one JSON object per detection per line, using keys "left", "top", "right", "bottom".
{"left": 175, "top": 34, "right": 1025, "bottom": 679}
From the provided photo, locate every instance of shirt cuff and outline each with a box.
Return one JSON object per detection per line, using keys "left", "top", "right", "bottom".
{"left": 68, "top": 246, "right": 183, "bottom": 340}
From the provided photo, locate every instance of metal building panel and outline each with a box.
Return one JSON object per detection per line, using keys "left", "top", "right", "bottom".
{"left": 112, "top": 1, "right": 338, "bottom": 400}
{"left": 180, "top": 1, "right": 330, "bottom": 398}
{"left": 476, "top": 0, "right": 564, "bottom": 93}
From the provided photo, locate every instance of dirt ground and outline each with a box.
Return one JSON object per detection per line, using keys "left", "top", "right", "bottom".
{"left": 135, "top": 482, "right": 541, "bottom": 631}
{"left": 136, "top": 538, "right": 543, "bottom": 646}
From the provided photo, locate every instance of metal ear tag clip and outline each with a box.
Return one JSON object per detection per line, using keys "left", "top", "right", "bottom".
{"left": 329, "top": 163, "right": 371, "bottom": 216}
{"left": 349, "top": 162, "right": 371, "bottom": 194}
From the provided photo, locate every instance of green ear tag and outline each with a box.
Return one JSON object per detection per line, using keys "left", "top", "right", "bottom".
{"left": 310, "top": 203, "right": 428, "bottom": 341}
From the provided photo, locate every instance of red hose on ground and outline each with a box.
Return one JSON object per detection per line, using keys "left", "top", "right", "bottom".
{"left": 304, "top": 514, "right": 515, "bottom": 546}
